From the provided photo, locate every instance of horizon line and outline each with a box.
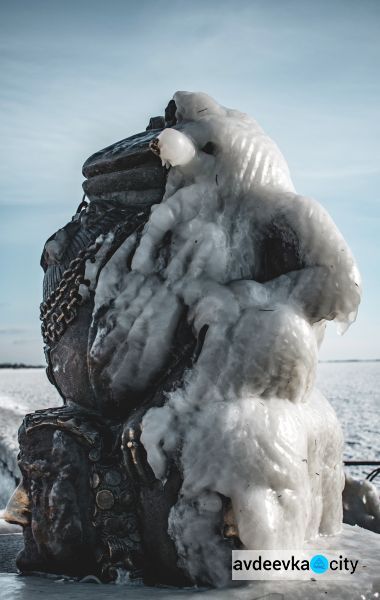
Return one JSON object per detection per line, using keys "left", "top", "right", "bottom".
{"left": 0, "top": 359, "right": 379, "bottom": 369}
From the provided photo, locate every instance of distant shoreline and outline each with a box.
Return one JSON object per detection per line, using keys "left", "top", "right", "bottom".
{"left": 319, "top": 359, "right": 380, "bottom": 363}
{"left": 0, "top": 359, "right": 379, "bottom": 369}
{"left": 0, "top": 363, "right": 45, "bottom": 369}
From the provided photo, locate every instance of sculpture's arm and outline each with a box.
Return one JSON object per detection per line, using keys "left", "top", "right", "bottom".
{"left": 253, "top": 191, "right": 361, "bottom": 327}
{"left": 264, "top": 265, "right": 357, "bottom": 326}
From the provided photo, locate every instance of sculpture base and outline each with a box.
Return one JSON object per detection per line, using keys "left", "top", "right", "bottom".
{"left": 6, "top": 406, "right": 142, "bottom": 582}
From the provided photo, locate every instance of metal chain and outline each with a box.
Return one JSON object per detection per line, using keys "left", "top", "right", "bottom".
{"left": 40, "top": 240, "right": 102, "bottom": 345}
{"left": 40, "top": 201, "right": 150, "bottom": 347}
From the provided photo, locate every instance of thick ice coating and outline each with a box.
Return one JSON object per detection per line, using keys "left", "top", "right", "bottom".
{"left": 90, "top": 92, "right": 361, "bottom": 585}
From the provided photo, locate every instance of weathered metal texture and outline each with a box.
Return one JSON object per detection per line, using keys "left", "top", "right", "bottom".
{"left": 83, "top": 188, "right": 164, "bottom": 206}
{"left": 39, "top": 127, "right": 162, "bottom": 409}
{"left": 9, "top": 109, "right": 235, "bottom": 586}
{"left": 82, "top": 130, "right": 162, "bottom": 178}
{"left": 83, "top": 166, "right": 165, "bottom": 196}
{"left": 12, "top": 406, "right": 143, "bottom": 581}
{"left": 82, "top": 129, "right": 166, "bottom": 205}
{"left": 8, "top": 118, "right": 189, "bottom": 584}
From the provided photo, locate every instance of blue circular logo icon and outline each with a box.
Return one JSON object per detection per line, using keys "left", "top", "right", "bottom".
{"left": 310, "top": 554, "right": 329, "bottom": 574}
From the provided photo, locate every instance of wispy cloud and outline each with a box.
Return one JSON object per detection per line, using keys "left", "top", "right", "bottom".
{"left": 0, "top": 328, "right": 29, "bottom": 336}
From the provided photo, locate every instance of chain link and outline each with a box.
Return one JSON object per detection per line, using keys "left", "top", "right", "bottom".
{"left": 40, "top": 240, "right": 102, "bottom": 345}
{"left": 40, "top": 201, "right": 149, "bottom": 347}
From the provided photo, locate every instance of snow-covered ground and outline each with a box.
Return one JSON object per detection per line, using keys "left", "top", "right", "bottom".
{"left": 0, "top": 363, "right": 379, "bottom": 598}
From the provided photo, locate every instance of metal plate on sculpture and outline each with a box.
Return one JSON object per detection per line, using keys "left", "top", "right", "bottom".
{"left": 104, "top": 470, "right": 122, "bottom": 486}
{"left": 82, "top": 130, "right": 163, "bottom": 178}
{"left": 96, "top": 489, "right": 115, "bottom": 510}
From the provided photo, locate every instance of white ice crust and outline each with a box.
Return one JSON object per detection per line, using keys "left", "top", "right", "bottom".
{"left": 91, "top": 92, "right": 362, "bottom": 585}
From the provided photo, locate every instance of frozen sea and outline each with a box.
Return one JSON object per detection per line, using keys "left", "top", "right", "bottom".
{"left": 0, "top": 363, "right": 379, "bottom": 599}
{"left": 317, "top": 361, "right": 380, "bottom": 481}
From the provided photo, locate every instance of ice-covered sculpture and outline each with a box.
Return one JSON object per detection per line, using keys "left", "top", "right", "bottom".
{"left": 4, "top": 92, "right": 361, "bottom": 587}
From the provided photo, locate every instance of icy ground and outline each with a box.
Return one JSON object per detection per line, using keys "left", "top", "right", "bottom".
{"left": 1, "top": 524, "right": 380, "bottom": 599}
{"left": 0, "top": 365, "right": 379, "bottom": 598}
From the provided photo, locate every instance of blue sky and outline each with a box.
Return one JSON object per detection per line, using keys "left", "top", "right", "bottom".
{"left": 0, "top": 0, "right": 379, "bottom": 363}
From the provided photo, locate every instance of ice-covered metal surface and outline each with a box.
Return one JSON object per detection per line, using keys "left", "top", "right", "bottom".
{"left": 4, "top": 92, "right": 372, "bottom": 588}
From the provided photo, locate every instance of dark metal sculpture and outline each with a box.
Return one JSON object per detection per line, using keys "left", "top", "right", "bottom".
{"left": 4, "top": 90, "right": 375, "bottom": 587}
{"left": 4, "top": 102, "right": 238, "bottom": 585}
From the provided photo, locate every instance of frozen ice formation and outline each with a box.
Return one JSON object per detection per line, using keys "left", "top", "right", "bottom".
{"left": 90, "top": 91, "right": 361, "bottom": 585}
{"left": 343, "top": 475, "right": 380, "bottom": 533}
